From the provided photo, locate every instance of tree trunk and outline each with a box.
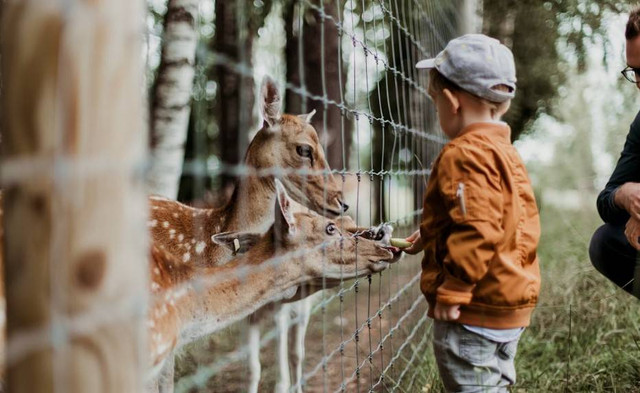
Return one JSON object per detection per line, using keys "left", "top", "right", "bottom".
{"left": 212, "top": 0, "right": 255, "bottom": 194}
{"left": 148, "top": 0, "right": 199, "bottom": 199}
{"left": 1, "top": 1, "right": 148, "bottom": 391}
{"left": 284, "top": 0, "right": 352, "bottom": 170}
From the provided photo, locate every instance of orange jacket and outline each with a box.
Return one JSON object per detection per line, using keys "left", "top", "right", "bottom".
{"left": 420, "top": 122, "right": 541, "bottom": 329}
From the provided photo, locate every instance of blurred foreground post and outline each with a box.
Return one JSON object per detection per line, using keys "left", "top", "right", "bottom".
{"left": 1, "top": 0, "right": 148, "bottom": 391}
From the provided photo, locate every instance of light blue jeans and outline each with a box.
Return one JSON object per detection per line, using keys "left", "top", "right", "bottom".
{"left": 433, "top": 320, "right": 519, "bottom": 393}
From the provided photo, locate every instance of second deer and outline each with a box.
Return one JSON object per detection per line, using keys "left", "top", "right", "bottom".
{"left": 146, "top": 181, "right": 397, "bottom": 392}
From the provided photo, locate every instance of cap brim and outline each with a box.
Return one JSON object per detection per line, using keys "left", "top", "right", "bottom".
{"left": 415, "top": 59, "right": 435, "bottom": 69}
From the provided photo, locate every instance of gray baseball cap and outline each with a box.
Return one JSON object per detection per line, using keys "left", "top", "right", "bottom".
{"left": 416, "top": 34, "right": 516, "bottom": 103}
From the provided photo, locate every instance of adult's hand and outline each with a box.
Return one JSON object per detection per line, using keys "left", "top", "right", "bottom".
{"left": 615, "top": 182, "right": 640, "bottom": 220}
{"left": 625, "top": 216, "right": 640, "bottom": 250}
{"left": 434, "top": 302, "right": 460, "bottom": 321}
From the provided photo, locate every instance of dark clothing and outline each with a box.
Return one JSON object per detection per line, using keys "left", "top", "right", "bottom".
{"left": 590, "top": 109, "right": 640, "bottom": 299}
{"left": 596, "top": 110, "right": 640, "bottom": 225}
{"left": 589, "top": 224, "right": 638, "bottom": 297}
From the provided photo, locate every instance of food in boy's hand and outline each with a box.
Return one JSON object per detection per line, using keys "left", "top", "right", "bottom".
{"left": 390, "top": 238, "right": 412, "bottom": 249}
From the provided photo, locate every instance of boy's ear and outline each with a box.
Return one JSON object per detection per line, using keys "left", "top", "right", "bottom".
{"left": 442, "top": 88, "right": 460, "bottom": 114}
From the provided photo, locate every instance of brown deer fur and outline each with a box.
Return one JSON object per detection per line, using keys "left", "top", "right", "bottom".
{"left": 148, "top": 77, "right": 348, "bottom": 269}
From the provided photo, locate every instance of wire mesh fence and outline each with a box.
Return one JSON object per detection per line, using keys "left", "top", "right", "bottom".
{"left": 165, "top": 0, "right": 465, "bottom": 392}
{"left": 4, "top": 1, "right": 640, "bottom": 392}
{"left": 1, "top": 0, "right": 463, "bottom": 391}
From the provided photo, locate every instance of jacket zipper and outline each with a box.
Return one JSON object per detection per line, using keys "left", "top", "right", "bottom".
{"left": 456, "top": 182, "right": 467, "bottom": 217}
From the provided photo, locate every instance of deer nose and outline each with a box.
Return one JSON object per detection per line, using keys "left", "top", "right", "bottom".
{"left": 338, "top": 200, "right": 349, "bottom": 213}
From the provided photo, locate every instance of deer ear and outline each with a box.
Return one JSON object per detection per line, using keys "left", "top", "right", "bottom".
{"left": 212, "top": 232, "right": 262, "bottom": 255}
{"left": 260, "top": 76, "right": 282, "bottom": 128}
{"left": 297, "top": 109, "right": 316, "bottom": 123}
{"left": 274, "top": 179, "right": 296, "bottom": 236}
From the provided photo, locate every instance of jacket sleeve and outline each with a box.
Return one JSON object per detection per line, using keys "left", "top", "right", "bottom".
{"left": 435, "top": 146, "right": 504, "bottom": 306}
{"left": 597, "top": 111, "right": 640, "bottom": 225}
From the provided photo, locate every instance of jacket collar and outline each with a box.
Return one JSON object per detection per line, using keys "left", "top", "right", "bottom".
{"left": 457, "top": 122, "right": 511, "bottom": 142}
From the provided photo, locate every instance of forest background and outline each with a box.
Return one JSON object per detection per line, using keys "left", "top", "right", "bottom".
{"left": 144, "top": 0, "right": 639, "bottom": 390}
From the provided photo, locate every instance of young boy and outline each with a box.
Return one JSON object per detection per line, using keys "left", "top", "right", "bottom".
{"left": 405, "top": 34, "right": 541, "bottom": 392}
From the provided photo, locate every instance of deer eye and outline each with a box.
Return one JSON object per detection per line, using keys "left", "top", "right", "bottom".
{"left": 325, "top": 223, "right": 337, "bottom": 236}
{"left": 296, "top": 145, "right": 313, "bottom": 159}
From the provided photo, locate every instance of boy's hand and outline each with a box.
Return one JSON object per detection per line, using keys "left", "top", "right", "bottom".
{"left": 403, "top": 229, "right": 424, "bottom": 255}
{"left": 434, "top": 302, "right": 460, "bottom": 321}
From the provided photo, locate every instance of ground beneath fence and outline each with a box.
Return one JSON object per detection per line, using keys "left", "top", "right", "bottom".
{"left": 174, "top": 252, "right": 430, "bottom": 392}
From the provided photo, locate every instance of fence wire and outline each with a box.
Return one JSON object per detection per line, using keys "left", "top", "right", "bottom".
{"left": 172, "top": 0, "right": 462, "bottom": 392}
{"left": 2, "top": 0, "right": 459, "bottom": 391}
{"left": 4, "top": 1, "right": 638, "bottom": 392}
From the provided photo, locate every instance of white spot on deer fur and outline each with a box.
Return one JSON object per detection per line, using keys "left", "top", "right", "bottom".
{"left": 173, "top": 288, "right": 188, "bottom": 300}
{"left": 151, "top": 282, "right": 160, "bottom": 292}
{"left": 152, "top": 206, "right": 159, "bottom": 210}
{"left": 169, "top": 229, "right": 176, "bottom": 239}
{"left": 154, "top": 268, "right": 160, "bottom": 275}
{"left": 207, "top": 210, "right": 212, "bottom": 217}
{"left": 191, "top": 239, "right": 196, "bottom": 244}
{"left": 182, "top": 253, "right": 191, "bottom": 263}
{"left": 193, "top": 212, "right": 198, "bottom": 217}
{"left": 195, "top": 241, "right": 206, "bottom": 255}
{"left": 178, "top": 234, "right": 184, "bottom": 241}
{"left": 172, "top": 212, "right": 178, "bottom": 218}
{"left": 163, "top": 221, "right": 169, "bottom": 228}
{"left": 148, "top": 219, "right": 158, "bottom": 228}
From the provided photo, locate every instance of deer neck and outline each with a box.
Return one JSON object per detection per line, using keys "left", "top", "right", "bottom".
{"left": 175, "top": 240, "right": 302, "bottom": 347}
{"left": 148, "top": 175, "right": 276, "bottom": 268}
{"left": 222, "top": 175, "right": 275, "bottom": 234}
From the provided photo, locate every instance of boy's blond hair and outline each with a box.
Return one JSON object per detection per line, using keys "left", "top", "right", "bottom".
{"left": 428, "top": 68, "right": 511, "bottom": 116}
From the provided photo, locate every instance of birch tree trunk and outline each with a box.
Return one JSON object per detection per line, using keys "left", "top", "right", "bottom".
{"left": 148, "top": 0, "right": 199, "bottom": 199}
{"left": 1, "top": 1, "right": 148, "bottom": 391}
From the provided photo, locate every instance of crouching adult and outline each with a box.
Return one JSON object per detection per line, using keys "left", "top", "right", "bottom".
{"left": 589, "top": 8, "right": 640, "bottom": 298}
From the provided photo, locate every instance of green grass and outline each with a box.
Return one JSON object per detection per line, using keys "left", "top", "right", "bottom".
{"left": 407, "top": 204, "right": 640, "bottom": 392}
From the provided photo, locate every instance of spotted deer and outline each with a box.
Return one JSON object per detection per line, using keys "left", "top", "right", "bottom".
{"left": 148, "top": 76, "right": 348, "bottom": 269}
{"left": 146, "top": 182, "right": 396, "bottom": 392}
{"left": 146, "top": 76, "right": 389, "bottom": 392}
{"left": 0, "top": 183, "right": 394, "bottom": 392}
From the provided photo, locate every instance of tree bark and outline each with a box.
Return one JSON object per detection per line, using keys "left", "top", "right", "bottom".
{"left": 284, "top": 0, "right": 352, "bottom": 170}
{"left": 212, "top": 0, "right": 255, "bottom": 194}
{"left": 148, "top": 0, "right": 199, "bottom": 199}
{"left": 1, "top": 1, "right": 148, "bottom": 391}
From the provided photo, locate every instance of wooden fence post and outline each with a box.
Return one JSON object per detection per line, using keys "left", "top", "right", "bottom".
{"left": 1, "top": 0, "right": 148, "bottom": 391}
